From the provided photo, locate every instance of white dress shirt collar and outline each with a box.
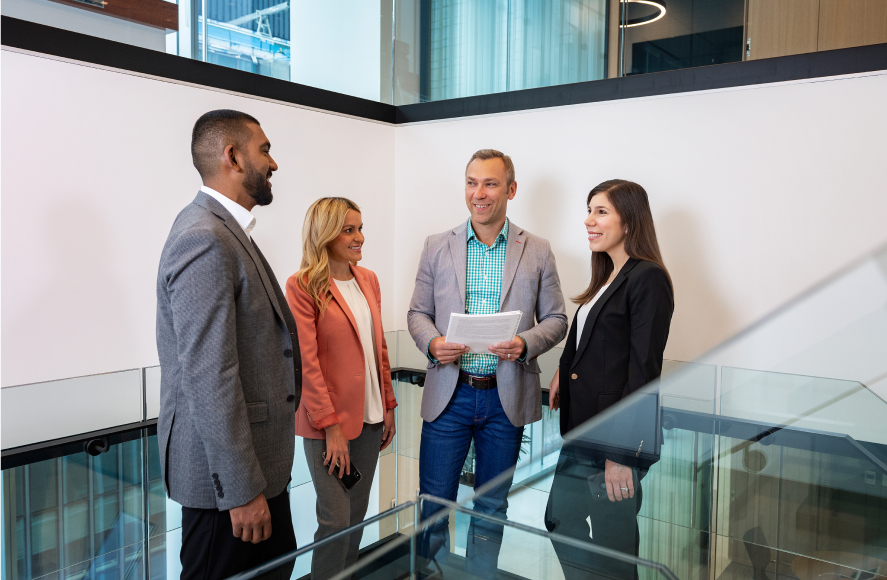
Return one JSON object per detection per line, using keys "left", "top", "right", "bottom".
{"left": 200, "top": 185, "right": 256, "bottom": 238}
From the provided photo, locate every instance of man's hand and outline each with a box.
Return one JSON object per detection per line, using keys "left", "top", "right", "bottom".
{"left": 488, "top": 336, "right": 526, "bottom": 361}
{"left": 380, "top": 408, "right": 396, "bottom": 451}
{"left": 429, "top": 336, "right": 468, "bottom": 364}
{"left": 604, "top": 459, "right": 635, "bottom": 502}
{"left": 230, "top": 493, "right": 272, "bottom": 543}
{"left": 549, "top": 368, "right": 560, "bottom": 410}
{"left": 324, "top": 423, "right": 350, "bottom": 478}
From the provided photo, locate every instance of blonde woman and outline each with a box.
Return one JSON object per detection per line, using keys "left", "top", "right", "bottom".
{"left": 285, "top": 197, "right": 397, "bottom": 579}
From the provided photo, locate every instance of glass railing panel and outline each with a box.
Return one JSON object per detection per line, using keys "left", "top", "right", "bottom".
{"left": 660, "top": 360, "right": 717, "bottom": 415}
{"left": 697, "top": 247, "right": 887, "bottom": 406}
{"left": 394, "top": 373, "right": 423, "bottom": 462}
{"left": 392, "top": 329, "right": 429, "bottom": 371}
{"left": 144, "top": 366, "right": 161, "bottom": 420}
{"left": 325, "top": 496, "right": 681, "bottom": 580}
{"left": 30, "top": 539, "right": 149, "bottom": 580}
{"left": 714, "top": 426, "right": 887, "bottom": 574}
{"left": 459, "top": 355, "right": 887, "bottom": 578}
{"left": 1, "top": 369, "right": 143, "bottom": 450}
{"left": 2, "top": 433, "right": 150, "bottom": 579}
{"left": 720, "top": 367, "right": 887, "bottom": 446}
{"left": 383, "top": 330, "right": 398, "bottom": 368}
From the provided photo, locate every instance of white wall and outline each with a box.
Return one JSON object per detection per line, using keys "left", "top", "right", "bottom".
{"left": 0, "top": 49, "right": 395, "bottom": 388}
{"left": 392, "top": 71, "right": 887, "bottom": 376}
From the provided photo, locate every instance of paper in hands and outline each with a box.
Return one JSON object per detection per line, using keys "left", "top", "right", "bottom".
{"left": 445, "top": 311, "right": 523, "bottom": 353}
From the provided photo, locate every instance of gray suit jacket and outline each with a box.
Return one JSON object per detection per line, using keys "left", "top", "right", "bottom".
{"left": 408, "top": 220, "right": 568, "bottom": 426}
{"left": 156, "top": 191, "right": 301, "bottom": 510}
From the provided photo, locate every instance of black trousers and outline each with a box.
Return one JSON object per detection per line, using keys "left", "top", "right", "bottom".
{"left": 545, "top": 446, "right": 644, "bottom": 580}
{"left": 181, "top": 490, "right": 297, "bottom": 580}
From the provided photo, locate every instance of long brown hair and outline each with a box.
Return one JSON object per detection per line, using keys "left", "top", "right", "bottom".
{"left": 573, "top": 179, "right": 671, "bottom": 305}
{"left": 297, "top": 197, "right": 361, "bottom": 316}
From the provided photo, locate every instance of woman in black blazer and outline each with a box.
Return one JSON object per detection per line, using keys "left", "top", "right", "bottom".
{"left": 545, "top": 179, "right": 673, "bottom": 579}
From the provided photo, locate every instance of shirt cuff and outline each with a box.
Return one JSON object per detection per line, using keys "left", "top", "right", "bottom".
{"left": 516, "top": 335, "right": 529, "bottom": 363}
{"left": 426, "top": 339, "right": 440, "bottom": 365}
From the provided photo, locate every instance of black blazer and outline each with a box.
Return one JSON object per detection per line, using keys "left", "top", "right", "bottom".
{"left": 558, "top": 258, "right": 673, "bottom": 466}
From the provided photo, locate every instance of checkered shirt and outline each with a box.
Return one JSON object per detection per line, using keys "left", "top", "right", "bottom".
{"left": 460, "top": 218, "right": 509, "bottom": 376}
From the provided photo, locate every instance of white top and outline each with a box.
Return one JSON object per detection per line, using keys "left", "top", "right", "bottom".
{"left": 332, "top": 277, "right": 384, "bottom": 424}
{"left": 200, "top": 185, "right": 256, "bottom": 238}
{"left": 575, "top": 284, "right": 611, "bottom": 348}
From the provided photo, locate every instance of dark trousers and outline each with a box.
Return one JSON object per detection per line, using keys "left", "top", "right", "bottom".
{"left": 181, "top": 490, "right": 297, "bottom": 580}
{"left": 545, "top": 446, "right": 644, "bottom": 580}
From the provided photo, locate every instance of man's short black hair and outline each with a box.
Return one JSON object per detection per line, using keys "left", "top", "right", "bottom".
{"left": 191, "top": 109, "right": 260, "bottom": 180}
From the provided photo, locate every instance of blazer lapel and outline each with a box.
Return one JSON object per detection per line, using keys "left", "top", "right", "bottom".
{"left": 328, "top": 278, "right": 360, "bottom": 340}
{"left": 571, "top": 258, "right": 640, "bottom": 369}
{"left": 352, "top": 265, "right": 384, "bottom": 370}
{"left": 195, "top": 192, "right": 287, "bottom": 324}
{"left": 448, "top": 224, "right": 468, "bottom": 309}
{"left": 500, "top": 222, "right": 526, "bottom": 308}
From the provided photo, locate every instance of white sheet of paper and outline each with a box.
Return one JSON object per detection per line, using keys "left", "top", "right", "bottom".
{"left": 445, "top": 311, "right": 523, "bottom": 353}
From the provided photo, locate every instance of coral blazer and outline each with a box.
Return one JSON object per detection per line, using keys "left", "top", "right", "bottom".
{"left": 286, "top": 264, "right": 397, "bottom": 440}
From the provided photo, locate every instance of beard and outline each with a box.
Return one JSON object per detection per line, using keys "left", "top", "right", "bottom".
{"left": 245, "top": 161, "right": 273, "bottom": 206}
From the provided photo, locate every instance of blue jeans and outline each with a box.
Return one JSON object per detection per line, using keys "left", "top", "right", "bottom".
{"left": 418, "top": 382, "right": 524, "bottom": 575}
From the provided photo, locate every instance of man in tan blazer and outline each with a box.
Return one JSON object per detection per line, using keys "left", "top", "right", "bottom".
{"left": 408, "top": 149, "right": 568, "bottom": 574}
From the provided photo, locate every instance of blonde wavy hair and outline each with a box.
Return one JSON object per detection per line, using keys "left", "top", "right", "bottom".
{"left": 298, "top": 197, "right": 362, "bottom": 315}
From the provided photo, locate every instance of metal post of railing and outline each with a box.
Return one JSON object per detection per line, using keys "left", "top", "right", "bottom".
{"left": 409, "top": 500, "right": 420, "bottom": 580}
{"left": 618, "top": 0, "right": 625, "bottom": 77}
{"left": 201, "top": 0, "right": 208, "bottom": 62}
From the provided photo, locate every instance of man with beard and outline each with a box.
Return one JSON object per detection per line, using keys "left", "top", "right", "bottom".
{"left": 156, "top": 110, "right": 301, "bottom": 579}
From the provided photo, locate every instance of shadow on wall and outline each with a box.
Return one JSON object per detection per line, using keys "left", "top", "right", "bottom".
{"left": 659, "top": 210, "right": 736, "bottom": 361}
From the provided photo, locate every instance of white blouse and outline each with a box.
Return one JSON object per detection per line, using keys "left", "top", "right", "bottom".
{"left": 575, "top": 284, "right": 611, "bottom": 348}
{"left": 332, "top": 277, "right": 385, "bottom": 424}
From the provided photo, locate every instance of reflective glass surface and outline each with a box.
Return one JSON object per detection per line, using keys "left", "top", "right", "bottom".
{"left": 5, "top": 0, "right": 885, "bottom": 105}
{"left": 4, "top": 245, "right": 885, "bottom": 579}
{"left": 453, "top": 243, "right": 887, "bottom": 580}
{"left": 393, "top": 0, "right": 609, "bottom": 105}
{"left": 622, "top": 0, "right": 746, "bottom": 76}
{"left": 2, "top": 435, "right": 153, "bottom": 580}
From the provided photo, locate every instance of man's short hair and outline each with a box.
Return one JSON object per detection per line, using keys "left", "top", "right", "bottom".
{"left": 465, "top": 149, "right": 515, "bottom": 187}
{"left": 191, "top": 109, "right": 260, "bottom": 180}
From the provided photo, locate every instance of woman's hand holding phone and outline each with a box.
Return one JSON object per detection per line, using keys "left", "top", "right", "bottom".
{"left": 323, "top": 423, "right": 350, "bottom": 478}
{"left": 604, "top": 458, "right": 634, "bottom": 502}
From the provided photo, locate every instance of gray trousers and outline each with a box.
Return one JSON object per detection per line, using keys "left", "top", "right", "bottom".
{"left": 304, "top": 422, "right": 383, "bottom": 580}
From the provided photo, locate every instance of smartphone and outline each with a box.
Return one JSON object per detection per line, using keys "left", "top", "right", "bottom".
{"left": 322, "top": 452, "right": 362, "bottom": 492}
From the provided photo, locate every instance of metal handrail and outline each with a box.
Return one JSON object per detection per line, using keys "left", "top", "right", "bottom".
{"left": 226, "top": 501, "right": 417, "bottom": 580}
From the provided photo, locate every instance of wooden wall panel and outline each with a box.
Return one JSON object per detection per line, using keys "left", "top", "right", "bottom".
{"left": 47, "top": 0, "right": 178, "bottom": 30}
{"left": 607, "top": 0, "right": 620, "bottom": 78}
{"left": 746, "top": 0, "right": 819, "bottom": 60}
{"left": 818, "top": 0, "right": 887, "bottom": 51}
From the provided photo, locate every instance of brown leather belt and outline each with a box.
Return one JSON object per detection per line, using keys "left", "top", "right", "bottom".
{"left": 458, "top": 371, "right": 497, "bottom": 390}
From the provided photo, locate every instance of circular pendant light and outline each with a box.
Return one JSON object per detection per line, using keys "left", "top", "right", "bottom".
{"left": 621, "top": 0, "right": 667, "bottom": 27}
